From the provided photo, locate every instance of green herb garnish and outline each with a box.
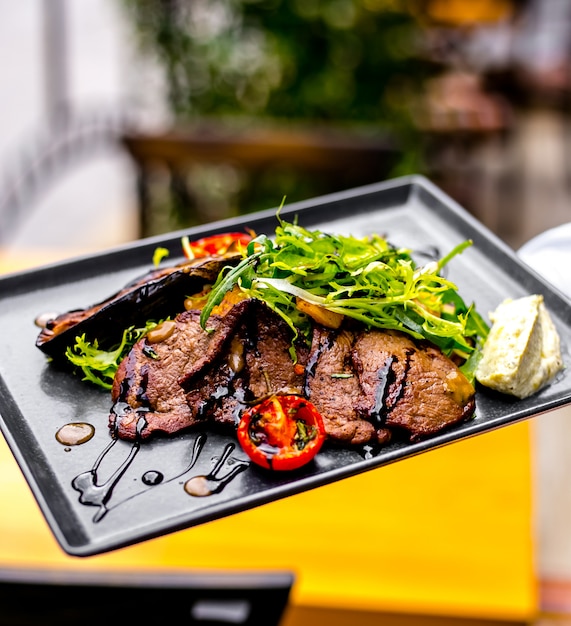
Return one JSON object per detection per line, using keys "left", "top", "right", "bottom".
{"left": 200, "top": 214, "right": 489, "bottom": 379}
{"left": 65, "top": 320, "right": 162, "bottom": 389}
{"left": 153, "top": 246, "right": 170, "bottom": 267}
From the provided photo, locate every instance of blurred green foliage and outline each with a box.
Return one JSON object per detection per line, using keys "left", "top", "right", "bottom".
{"left": 121, "top": 0, "right": 435, "bottom": 231}
{"left": 124, "top": 0, "right": 428, "bottom": 127}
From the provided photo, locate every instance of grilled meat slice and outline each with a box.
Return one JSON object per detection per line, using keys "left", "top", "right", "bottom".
{"left": 36, "top": 253, "right": 241, "bottom": 363}
{"left": 305, "top": 324, "right": 476, "bottom": 446}
{"left": 352, "top": 329, "right": 475, "bottom": 442}
{"left": 304, "top": 325, "right": 376, "bottom": 446}
{"left": 182, "top": 328, "right": 250, "bottom": 428}
{"left": 244, "top": 301, "right": 308, "bottom": 399}
{"left": 351, "top": 329, "right": 416, "bottom": 440}
{"left": 383, "top": 342, "right": 475, "bottom": 441}
{"left": 180, "top": 301, "right": 307, "bottom": 427}
{"left": 109, "top": 301, "right": 250, "bottom": 440}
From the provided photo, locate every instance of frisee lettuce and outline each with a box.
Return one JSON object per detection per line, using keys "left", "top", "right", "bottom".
{"left": 65, "top": 321, "right": 162, "bottom": 390}
{"left": 200, "top": 215, "right": 489, "bottom": 380}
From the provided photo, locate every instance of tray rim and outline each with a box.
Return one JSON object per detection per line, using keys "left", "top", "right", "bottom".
{"left": 1, "top": 174, "right": 570, "bottom": 557}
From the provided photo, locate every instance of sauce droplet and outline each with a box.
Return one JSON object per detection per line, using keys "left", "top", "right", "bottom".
{"left": 142, "top": 470, "right": 164, "bottom": 486}
{"left": 183, "top": 443, "right": 249, "bottom": 498}
{"left": 184, "top": 475, "right": 213, "bottom": 497}
{"left": 56, "top": 422, "right": 95, "bottom": 446}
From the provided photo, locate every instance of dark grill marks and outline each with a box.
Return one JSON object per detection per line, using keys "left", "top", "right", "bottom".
{"left": 386, "top": 349, "right": 414, "bottom": 411}
{"left": 373, "top": 349, "right": 414, "bottom": 425}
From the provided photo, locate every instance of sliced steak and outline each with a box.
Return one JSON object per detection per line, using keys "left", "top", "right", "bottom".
{"left": 352, "top": 329, "right": 416, "bottom": 423}
{"left": 182, "top": 328, "right": 250, "bottom": 429}
{"left": 352, "top": 328, "right": 475, "bottom": 442}
{"left": 304, "top": 325, "right": 376, "bottom": 446}
{"left": 109, "top": 295, "right": 475, "bottom": 446}
{"left": 181, "top": 301, "right": 307, "bottom": 427}
{"left": 383, "top": 342, "right": 475, "bottom": 441}
{"left": 244, "top": 301, "right": 308, "bottom": 399}
{"left": 109, "top": 301, "right": 250, "bottom": 440}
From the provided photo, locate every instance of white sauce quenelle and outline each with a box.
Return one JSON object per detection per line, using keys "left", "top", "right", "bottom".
{"left": 476, "top": 294, "right": 564, "bottom": 399}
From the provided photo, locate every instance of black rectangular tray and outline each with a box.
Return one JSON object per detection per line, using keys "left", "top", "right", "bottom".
{"left": 1, "top": 175, "right": 570, "bottom": 557}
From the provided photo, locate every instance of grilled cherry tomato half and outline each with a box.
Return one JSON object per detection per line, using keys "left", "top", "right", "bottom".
{"left": 237, "top": 395, "right": 326, "bottom": 471}
{"left": 182, "top": 232, "right": 253, "bottom": 259}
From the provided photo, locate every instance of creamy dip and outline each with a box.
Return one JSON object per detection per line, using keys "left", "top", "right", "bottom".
{"left": 475, "top": 294, "right": 563, "bottom": 399}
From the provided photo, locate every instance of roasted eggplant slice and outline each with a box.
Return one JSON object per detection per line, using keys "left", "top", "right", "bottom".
{"left": 35, "top": 254, "right": 241, "bottom": 363}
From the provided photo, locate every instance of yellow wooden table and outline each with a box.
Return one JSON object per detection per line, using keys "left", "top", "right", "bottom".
{"left": 0, "top": 250, "right": 538, "bottom": 625}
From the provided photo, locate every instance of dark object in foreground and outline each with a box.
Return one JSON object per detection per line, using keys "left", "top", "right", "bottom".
{"left": 109, "top": 299, "right": 476, "bottom": 446}
{"left": 0, "top": 567, "right": 294, "bottom": 626}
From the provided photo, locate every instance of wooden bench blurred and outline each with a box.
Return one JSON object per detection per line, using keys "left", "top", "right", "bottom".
{"left": 121, "top": 125, "right": 401, "bottom": 238}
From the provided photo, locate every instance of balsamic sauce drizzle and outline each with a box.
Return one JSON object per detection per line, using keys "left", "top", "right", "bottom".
{"left": 72, "top": 417, "right": 147, "bottom": 522}
{"left": 71, "top": 417, "right": 248, "bottom": 523}
{"left": 303, "top": 330, "right": 334, "bottom": 398}
{"left": 184, "top": 443, "right": 249, "bottom": 497}
{"left": 358, "top": 349, "right": 413, "bottom": 458}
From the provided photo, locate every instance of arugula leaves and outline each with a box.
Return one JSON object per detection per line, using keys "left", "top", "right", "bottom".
{"left": 201, "top": 215, "right": 489, "bottom": 378}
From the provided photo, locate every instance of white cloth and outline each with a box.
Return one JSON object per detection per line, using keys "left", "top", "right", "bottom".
{"left": 518, "top": 222, "right": 571, "bottom": 298}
